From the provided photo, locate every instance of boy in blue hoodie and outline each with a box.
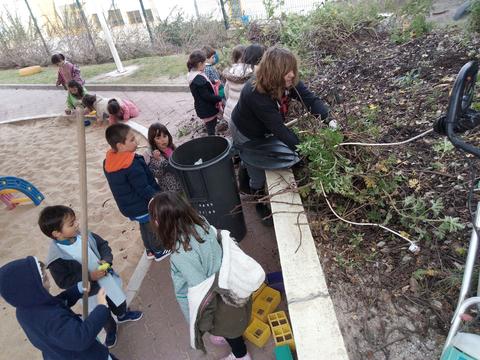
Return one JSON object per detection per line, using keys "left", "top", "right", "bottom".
{"left": 103, "top": 123, "right": 170, "bottom": 262}
{"left": 0, "top": 256, "right": 119, "bottom": 360}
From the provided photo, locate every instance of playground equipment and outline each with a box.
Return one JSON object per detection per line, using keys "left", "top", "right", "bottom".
{"left": 18, "top": 65, "right": 42, "bottom": 77}
{"left": 434, "top": 61, "right": 480, "bottom": 360}
{"left": 0, "top": 176, "right": 44, "bottom": 210}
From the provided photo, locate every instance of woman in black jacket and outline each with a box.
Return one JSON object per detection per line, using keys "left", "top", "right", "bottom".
{"left": 187, "top": 50, "right": 223, "bottom": 135}
{"left": 231, "top": 46, "right": 333, "bottom": 223}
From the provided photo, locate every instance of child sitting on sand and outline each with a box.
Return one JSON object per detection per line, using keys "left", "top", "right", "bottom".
{"left": 82, "top": 94, "right": 110, "bottom": 125}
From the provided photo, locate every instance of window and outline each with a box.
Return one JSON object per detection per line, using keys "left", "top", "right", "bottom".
{"left": 108, "top": 9, "right": 124, "bottom": 26}
{"left": 127, "top": 10, "right": 143, "bottom": 24}
{"left": 91, "top": 14, "right": 101, "bottom": 28}
{"left": 144, "top": 9, "right": 154, "bottom": 22}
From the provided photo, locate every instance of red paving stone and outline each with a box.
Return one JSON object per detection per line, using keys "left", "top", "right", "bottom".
{"left": 111, "top": 199, "right": 284, "bottom": 360}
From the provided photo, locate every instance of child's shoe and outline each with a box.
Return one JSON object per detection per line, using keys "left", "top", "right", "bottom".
{"left": 145, "top": 249, "right": 155, "bottom": 260}
{"left": 154, "top": 249, "right": 171, "bottom": 262}
{"left": 210, "top": 334, "right": 228, "bottom": 346}
{"left": 220, "top": 353, "right": 252, "bottom": 360}
{"left": 105, "top": 324, "right": 117, "bottom": 348}
{"left": 117, "top": 310, "right": 143, "bottom": 323}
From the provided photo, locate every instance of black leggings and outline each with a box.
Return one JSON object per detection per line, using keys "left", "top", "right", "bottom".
{"left": 205, "top": 118, "right": 217, "bottom": 136}
{"left": 225, "top": 336, "right": 247, "bottom": 358}
{"left": 104, "top": 299, "right": 127, "bottom": 334}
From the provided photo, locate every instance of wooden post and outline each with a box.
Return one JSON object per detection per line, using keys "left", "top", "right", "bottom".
{"left": 24, "top": 0, "right": 50, "bottom": 57}
{"left": 75, "top": 0, "right": 99, "bottom": 61}
{"left": 139, "top": 0, "right": 154, "bottom": 45}
{"left": 75, "top": 110, "right": 89, "bottom": 319}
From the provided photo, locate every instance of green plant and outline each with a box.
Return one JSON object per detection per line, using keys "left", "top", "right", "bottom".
{"left": 262, "top": 0, "right": 285, "bottom": 19}
{"left": 433, "top": 138, "right": 455, "bottom": 158}
{"left": 349, "top": 232, "right": 365, "bottom": 248}
{"left": 469, "top": 0, "right": 480, "bottom": 33}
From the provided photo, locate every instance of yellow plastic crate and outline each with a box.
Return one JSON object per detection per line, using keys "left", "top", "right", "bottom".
{"left": 268, "top": 311, "right": 295, "bottom": 351}
{"left": 252, "top": 282, "right": 266, "bottom": 301}
{"left": 252, "top": 286, "right": 281, "bottom": 322}
{"left": 243, "top": 317, "right": 271, "bottom": 348}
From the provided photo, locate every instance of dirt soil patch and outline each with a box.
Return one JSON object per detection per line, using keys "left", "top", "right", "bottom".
{"left": 292, "top": 27, "right": 480, "bottom": 359}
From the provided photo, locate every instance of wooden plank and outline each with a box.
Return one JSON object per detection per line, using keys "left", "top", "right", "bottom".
{"left": 266, "top": 169, "right": 349, "bottom": 360}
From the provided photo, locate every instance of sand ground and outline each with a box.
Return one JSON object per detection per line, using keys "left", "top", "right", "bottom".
{"left": 0, "top": 117, "right": 148, "bottom": 359}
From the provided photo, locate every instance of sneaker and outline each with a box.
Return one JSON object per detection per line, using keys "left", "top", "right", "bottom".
{"left": 220, "top": 353, "right": 252, "bottom": 360}
{"left": 210, "top": 334, "right": 228, "bottom": 346}
{"left": 105, "top": 326, "right": 117, "bottom": 348}
{"left": 117, "top": 310, "right": 144, "bottom": 323}
{"left": 145, "top": 249, "right": 155, "bottom": 260}
{"left": 154, "top": 249, "right": 171, "bottom": 262}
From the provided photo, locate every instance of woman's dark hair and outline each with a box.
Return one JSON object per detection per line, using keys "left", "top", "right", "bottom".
{"left": 38, "top": 205, "right": 75, "bottom": 238}
{"left": 148, "top": 123, "right": 175, "bottom": 152}
{"left": 82, "top": 94, "right": 97, "bottom": 110}
{"left": 107, "top": 99, "right": 121, "bottom": 115}
{"left": 242, "top": 44, "right": 265, "bottom": 68}
{"left": 202, "top": 45, "right": 216, "bottom": 59}
{"left": 67, "top": 80, "right": 85, "bottom": 99}
{"left": 148, "top": 192, "right": 208, "bottom": 252}
{"left": 231, "top": 45, "right": 245, "bottom": 64}
{"left": 51, "top": 53, "right": 65, "bottom": 64}
{"left": 187, "top": 50, "right": 207, "bottom": 71}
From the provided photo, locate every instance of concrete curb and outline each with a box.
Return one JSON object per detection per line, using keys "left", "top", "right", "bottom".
{"left": 0, "top": 113, "right": 63, "bottom": 124}
{"left": 0, "top": 83, "right": 189, "bottom": 92}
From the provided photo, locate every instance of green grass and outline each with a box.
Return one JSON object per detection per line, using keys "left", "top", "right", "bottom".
{"left": 0, "top": 54, "right": 187, "bottom": 84}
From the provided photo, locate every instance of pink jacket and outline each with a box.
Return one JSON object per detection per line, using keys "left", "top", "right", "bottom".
{"left": 56, "top": 61, "right": 84, "bottom": 88}
{"left": 108, "top": 99, "right": 140, "bottom": 124}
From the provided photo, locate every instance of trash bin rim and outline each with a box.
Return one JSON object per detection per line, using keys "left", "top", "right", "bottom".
{"left": 169, "top": 136, "right": 232, "bottom": 171}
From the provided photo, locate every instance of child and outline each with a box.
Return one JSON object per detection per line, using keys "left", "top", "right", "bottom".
{"left": 38, "top": 205, "right": 143, "bottom": 349}
{"left": 230, "top": 44, "right": 245, "bottom": 64}
{"left": 0, "top": 256, "right": 118, "bottom": 360}
{"left": 144, "top": 123, "right": 183, "bottom": 192}
{"left": 222, "top": 44, "right": 265, "bottom": 125}
{"left": 202, "top": 45, "right": 221, "bottom": 84}
{"left": 148, "top": 192, "right": 255, "bottom": 360}
{"left": 83, "top": 94, "right": 110, "bottom": 125}
{"left": 107, "top": 98, "right": 139, "bottom": 125}
{"left": 103, "top": 123, "right": 170, "bottom": 262}
{"left": 52, "top": 53, "right": 84, "bottom": 90}
{"left": 187, "top": 50, "right": 222, "bottom": 136}
{"left": 66, "top": 79, "right": 88, "bottom": 114}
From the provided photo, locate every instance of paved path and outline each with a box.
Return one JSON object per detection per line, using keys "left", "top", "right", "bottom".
{"left": 0, "top": 88, "right": 196, "bottom": 138}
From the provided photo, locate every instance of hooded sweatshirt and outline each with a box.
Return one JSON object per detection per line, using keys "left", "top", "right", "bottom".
{"left": 0, "top": 256, "right": 110, "bottom": 360}
{"left": 103, "top": 150, "right": 160, "bottom": 220}
{"left": 222, "top": 63, "right": 254, "bottom": 123}
{"left": 188, "top": 71, "right": 222, "bottom": 120}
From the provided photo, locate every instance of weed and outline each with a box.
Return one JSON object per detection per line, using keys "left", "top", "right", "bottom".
{"left": 469, "top": 0, "right": 480, "bottom": 33}
{"left": 433, "top": 138, "right": 455, "bottom": 158}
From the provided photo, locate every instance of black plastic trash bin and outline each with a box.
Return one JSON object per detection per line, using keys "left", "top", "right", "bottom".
{"left": 170, "top": 136, "right": 246, "bottom": 241}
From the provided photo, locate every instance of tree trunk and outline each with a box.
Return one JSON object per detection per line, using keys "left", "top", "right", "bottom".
{"left": 24, "top": 0, "right": 50, "bottom": 57}
{"left": 219, "top": 0, "right": 229, "bottom": 29}
{"left": 75, "top": 0, "right": 99, "bottom": 62}
{"left": 193, "top": 0, "right": 200, "bottom": 18}
{"left": 139, "top": 0, "right": 154, "bottom": 45}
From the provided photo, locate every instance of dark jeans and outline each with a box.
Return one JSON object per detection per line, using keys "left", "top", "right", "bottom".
{"left": 225, "top": 336, "right": 247, "bottom": 358}
{"left": 109, "top": 353, "right": 119, "bottom": 360}
{"left": 205, "top": 117, "right": 218, "bottom": 136}
{"left": 104, "top": 298, "right": 127, "bottom": 334}
{"left": 139, "top": 221, "right": 164, "bottom": 253}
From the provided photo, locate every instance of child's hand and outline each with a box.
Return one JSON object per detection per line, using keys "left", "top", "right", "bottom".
{"left": 152, "top": 150, "right": 161, "bottom": 160}
{"left": 90, "top": 269, "right": 106, "bottom": 281}
{"left": 461, "top": 313, "right": 474, "bottom": 321}
{"left": 96, "top": 288, "right": 108, "bottom": 306}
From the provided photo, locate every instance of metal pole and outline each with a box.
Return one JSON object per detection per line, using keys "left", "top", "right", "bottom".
{"left": 94, "top": 3, "right": 125, "bottom": 73}
{"left": 139, "top": 0, "right": 154, "bottom": 45}
{"left": 24, "top": 0, "right": 50, "bottom": 57}
{"left": 75, "top": 110, "right": 90, "bottom": 319}
{"left": 75, "top": 0, "right": 99, "bottom": 61}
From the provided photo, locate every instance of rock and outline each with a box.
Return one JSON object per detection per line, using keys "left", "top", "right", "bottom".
{"left": 432, "top": 300, "right": 443, "bottom": 310}
{"left": 402, "top": 255, "right": 413, "bottom": 263}
{"left": 377, "top": 241, "right": 386, "bottom": 248}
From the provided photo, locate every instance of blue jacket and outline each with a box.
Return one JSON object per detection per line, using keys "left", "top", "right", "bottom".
{"left": 0, "top": 256, "right": 110, "bottom": 360}
{"left": 103, "top": 150, "right": 160, "bottom": 220}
